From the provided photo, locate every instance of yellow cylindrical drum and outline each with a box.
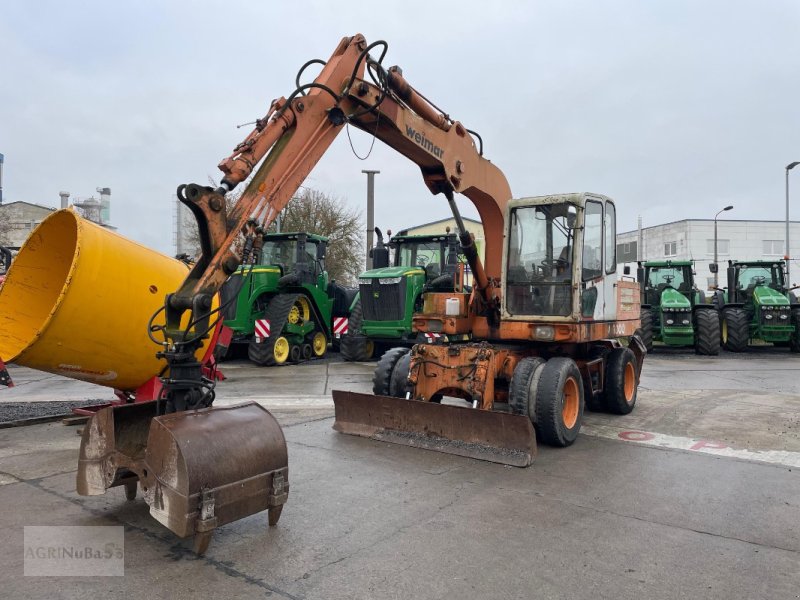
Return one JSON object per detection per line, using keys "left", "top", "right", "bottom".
{"left": 0, "top": 209, "right": 210, "bottom": 390}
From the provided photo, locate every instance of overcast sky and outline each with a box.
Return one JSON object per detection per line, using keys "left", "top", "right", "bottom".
{"left": 1, "top": 1, "right": 798, "bottom": 255}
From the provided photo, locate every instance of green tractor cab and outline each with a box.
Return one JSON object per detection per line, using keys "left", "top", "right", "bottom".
{"left": 713, "top": 260, "right": 800, "bottom": 352}
{"left": 637, "top": 260, "right": 719, "bottom": 355}
{"left": 340, "top": 230, "right": 462, "bottom": 361}
{"left": 221, "top": 232, "right": 355, "bottom": 365}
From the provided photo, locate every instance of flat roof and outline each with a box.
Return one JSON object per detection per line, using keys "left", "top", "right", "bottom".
{"left": 619, "top": 218, "right": 800, "bottom": 236}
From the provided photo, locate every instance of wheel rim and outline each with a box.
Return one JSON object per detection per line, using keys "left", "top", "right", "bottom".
{"left": 561, "top": 376, "right": 580, "bottom": 429}
{"left": 288, "top": 297, "right": 311, "bottom": 324}
{"left": 273, "top": 337, "right": 290, "bottom": 363}
{"left": 623, "top": 361, "right": 635, "bottom": 403}
{"left": 312, "top": 332, "right": 327, "bottom": 356}
{"left": 722, "top": 319, "right": 728, "bottom": 343}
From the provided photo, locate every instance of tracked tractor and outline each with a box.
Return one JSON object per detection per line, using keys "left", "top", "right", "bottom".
{"left": 72, "top": 34, "right": 645, "bottom": 553}
{"left": 713, "top": 260, "right": 800, "bottom": 351}
{"left": 220, "top": 232, "right": 354, "bottom": 365}
{"left": 636, "top": 260, "right": 719, "bottom": 354}
{"left": 340, "top": 230, "right": 462, "bottom": 361}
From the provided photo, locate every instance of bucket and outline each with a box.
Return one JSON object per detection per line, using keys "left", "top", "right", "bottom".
{"left": 0, "top": 209, "right": 213, "bottom": 390}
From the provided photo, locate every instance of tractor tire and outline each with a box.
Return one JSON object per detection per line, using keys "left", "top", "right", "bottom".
{"left": 721, "top": 307, "right": 749, "bottom": 352}
{"left": 389, "top": 351, "right": 413, "bottom": 398}
{"left": 373, "top": 347, "right": 409, "bottom": 396}
{"left": 790, "top": 309, "right": 800, "bottom": 353}
{"left": 247, "top": 294, "right": 300, "bottom": 366}
{"left": 508, "top": 357, "right": 546, "bottom": 419}
{"left": 534, "top": 358, "right": 584, "bottom": 447}
{"left": 637, "top": 308, "right": 654, "bottom": 352}
{"left": 694, "top": 308, "right": 720, "bottom": 356}
{"left": 340, "top": 300, "right": 374, "bottom": 362}
{"left": 602, "top": 348, "right": 638, "bottom": 415}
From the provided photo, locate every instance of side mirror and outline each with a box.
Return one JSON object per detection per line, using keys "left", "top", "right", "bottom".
{"left": 623, "top": 265, "right": 631, "bottom": 275}
{"left": 709, "top": 263, "right": 718, "bottom": 274}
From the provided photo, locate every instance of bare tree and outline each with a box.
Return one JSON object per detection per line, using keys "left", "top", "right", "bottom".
{"left": 0, "top": 210, "right": 12, "bottom": 247}
{"left": 179, "top": 185, "right": 363, "bottom": 285}
{"left": 266, "top": 188, "right": 363, "bottom": 285}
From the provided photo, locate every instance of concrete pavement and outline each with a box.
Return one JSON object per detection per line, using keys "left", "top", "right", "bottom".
{"left": 0, "top": 352, "right": 798, "bottom": 599}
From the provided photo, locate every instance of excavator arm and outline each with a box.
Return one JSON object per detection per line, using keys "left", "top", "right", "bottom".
{"left": 160, "top": 34, "right": 511, "bottom": 412}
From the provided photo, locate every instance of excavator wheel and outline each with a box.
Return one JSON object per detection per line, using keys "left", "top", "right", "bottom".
{"left": 508, "top": 357, "right": 546, "bottom": 419}
{"left": 389, "top": 351, "right": 413, "bottom": 398}
{"left": 721, "top": 307, "right": 749, "bottom": 352}
{"left": 311, "top": 331, "right": 328, "bottom": 357}
{"left": 373, "top": 347, "right": 409, "bottom": 396}
{"left": 602, "top": 348, "right": 638, "bottom": 415}
{"left": 534, "top": 358, "right": 584, "bottom": 447}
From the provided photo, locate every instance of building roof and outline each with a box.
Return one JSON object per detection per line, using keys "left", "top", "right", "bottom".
{"left": 0, "top": 200, "right": 57, "bottom": 213}
{"left": 619, "top": 217, "right": 800, "bottom": 236}
{"left": 401, "top": 215, "right": 481, "bottom": 231}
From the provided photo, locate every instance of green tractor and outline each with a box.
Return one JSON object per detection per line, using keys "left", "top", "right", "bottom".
{"left": 340, "top": 230, "right": 463, "bottom": 361}
{"left": 636, "top": 260, "right": 720, "bottom": 355}
{"left": 712, "top": 260, "right": 800, "bottom": 352}
{"left": 220, "top": 232, "right": 356, "bottom": 365}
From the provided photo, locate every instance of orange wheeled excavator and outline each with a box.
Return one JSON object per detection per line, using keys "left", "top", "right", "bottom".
{"left": 77, "top": 34, "right": 644, "bottom": 553}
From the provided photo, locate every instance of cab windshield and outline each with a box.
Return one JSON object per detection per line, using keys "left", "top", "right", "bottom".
{"left": 261, "top": 239, "right": 318, "bottom": 273}
{"left": 735, "top": 265, "right": 784, "bottom": 290}
{"left": 646, "top": 266, "right": 692, "bottom": 291}
{"left": 506, "top": 203, "right": 575, "bottom": 316}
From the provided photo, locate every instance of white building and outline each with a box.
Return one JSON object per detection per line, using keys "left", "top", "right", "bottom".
{"left": 617, "top": 219, "right": 800, "bottom": 289}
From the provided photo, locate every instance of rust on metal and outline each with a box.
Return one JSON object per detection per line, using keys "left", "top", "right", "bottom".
{"left": 77, "top": 401, "right": 288, "bottom": 553}
{"left": 332, "top": 390, "right": 536, "bottom": 467}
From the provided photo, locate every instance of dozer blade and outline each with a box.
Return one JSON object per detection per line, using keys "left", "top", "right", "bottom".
{"left": 77, "top": 401, "right": 289, "bottom": 554}
{"left": 332, "top": 390, "right": 536, "bottom": 467}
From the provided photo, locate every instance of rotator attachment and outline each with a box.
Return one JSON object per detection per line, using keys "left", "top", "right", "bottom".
{"left": 77, "top": 401, "right": 289, "bottom": 555}
{"left": 332, "top": 390, "right": 536, "bottom": 467}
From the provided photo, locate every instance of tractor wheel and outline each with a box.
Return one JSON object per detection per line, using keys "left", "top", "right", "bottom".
{"left": 340, "top": 300, "right": 375, "bottom": 362}
{"left": 602, "top": 348, "right": 638, "bottom": 415}
{"left": 289, "top": 345, "right": 302, "bottom": 362}
{"left": 373, "top": 347, "right": 409, "bottom": 396}
{"left": 389, "top": 351, "right": 413, "bottom": 398}
{"left": 790, "top": 309, "right": 800, "bottom": 353}
{"left": 534, "top": 358, "right": 584, "bottom": 447}
{"left": 637, "top": 308, "right": 654, "bottom": 352}
{"left": 694, "top": 308, "right": 720, "bottom": 355}
{"left": 508, "top": 357, "right": 546, "bottom": 419}
{"left": 721, "top": 307, "right": 749, "bottom": 352}
{"left": 311, "top": 331, "right": 328, "bottom": 358}
{"left": 249, "top": 334, "right": 291, "bottom": 365}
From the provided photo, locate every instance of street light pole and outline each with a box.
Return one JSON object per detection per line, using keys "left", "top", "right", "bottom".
{"left": 362, "top": 170, "right": 380, "bottom": 270}
{"left": 714, "top": 205, "right": 734, "bottom": 288}
{"left": 785, "top": 162, "right": 799, "bottom": 285}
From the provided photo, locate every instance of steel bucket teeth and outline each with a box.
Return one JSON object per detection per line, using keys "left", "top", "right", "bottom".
{"left": 332, "top": 390, "right": 536, "bottom": 467}
{"left": 77, "top": 401, "right": 289, "bottom": 554}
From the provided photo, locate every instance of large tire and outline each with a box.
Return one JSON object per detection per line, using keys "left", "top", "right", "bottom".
{"left": 340, "top": 300, "right": 374, "bottom": 362}
{"left": 389, "top": 351, "right": 412, "bottom": 398}
{"left": 602, "top": 348, "right": 638, "bottom": 415}
{"left": 721, "top": 307, "right": 749, "bottom": 352}
{"left": 372, "top": 347, "right": 409, "bottom": 395}
{"left": 637, "top": 307, "right": 654, "bottom": 352}
{"left": 694, "top": 307, "right": 720, "bottom": 355}
{"left": 534, "top": 358, "right": 584, "bottom": 447}
{"left": 790, "top": 308, "right": 800, "bottom": 353}
{"left": 508, "top": 357, "right": 546, "bottom": 419}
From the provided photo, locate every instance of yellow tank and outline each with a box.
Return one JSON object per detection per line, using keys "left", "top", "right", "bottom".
{"left": 0, "top": 209, "right": 213, "bottom": 390}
